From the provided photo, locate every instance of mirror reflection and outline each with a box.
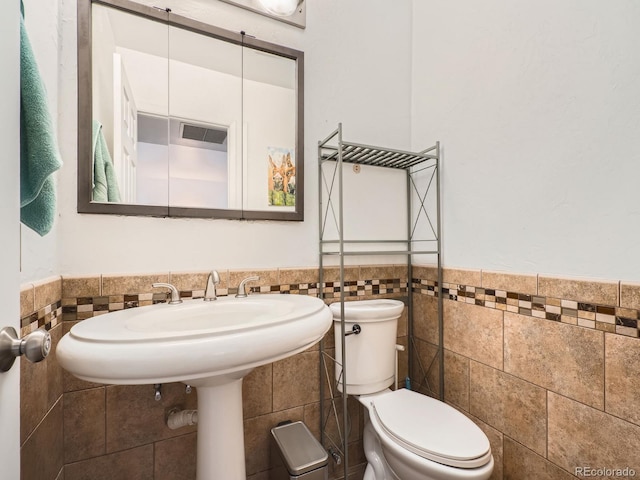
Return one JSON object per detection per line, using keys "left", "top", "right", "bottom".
{"left": 242, "top": 47, "right": 297, "bottom": 212}
{"left": 82, "top": 0, "right": 303, "bottom": 220}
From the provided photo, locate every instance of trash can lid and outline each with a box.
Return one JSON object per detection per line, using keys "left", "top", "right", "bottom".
{"left": 271, "top": 421, "right": 329, "bottom": 475}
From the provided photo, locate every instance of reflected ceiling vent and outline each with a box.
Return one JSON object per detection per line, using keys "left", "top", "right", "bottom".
{"left": 181, "top": 123, "right": 228, "bottom": 145}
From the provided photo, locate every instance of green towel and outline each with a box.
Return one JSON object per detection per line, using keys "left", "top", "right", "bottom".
{"left": 92, "top": 120, "right": 122, "bottom": 203}
{"left": 20, "top": 7, "right": 63, "bottom": 236}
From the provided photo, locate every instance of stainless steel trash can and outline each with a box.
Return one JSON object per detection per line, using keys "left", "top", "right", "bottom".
{"left": 270, "top": 421, "right": 328, "bottom": 480}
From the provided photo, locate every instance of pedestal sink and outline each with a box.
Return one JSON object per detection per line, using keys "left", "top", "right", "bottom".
{"left": 57, "top": 294, "right": 332, "bottom": 480}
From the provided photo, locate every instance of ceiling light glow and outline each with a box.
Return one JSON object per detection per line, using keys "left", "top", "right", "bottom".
{"left": 258, "top": 0, "right": 301, "bottom": 17}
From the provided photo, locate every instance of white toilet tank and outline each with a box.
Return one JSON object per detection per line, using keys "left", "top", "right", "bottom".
{"left": 330, "top": 299, "right": 405, "bottom": 395}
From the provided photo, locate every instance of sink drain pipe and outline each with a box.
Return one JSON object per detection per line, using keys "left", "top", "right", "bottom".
{"left": 167, "top": 409, "right": 198, "bottom": 430}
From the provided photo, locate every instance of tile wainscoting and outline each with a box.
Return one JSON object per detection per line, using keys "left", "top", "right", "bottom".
{"left": 20, "top": 266, "right": 640, "bottom": 480}
{"left": 19, "top": 266, "right": 408, "bottom": 480}
{"left": 412, "top": 266, "right": 640, "bottom": 480}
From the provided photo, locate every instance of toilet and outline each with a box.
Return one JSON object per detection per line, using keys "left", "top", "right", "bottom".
{"left": 331, "top": 299, "right": 494, "bottom": 480}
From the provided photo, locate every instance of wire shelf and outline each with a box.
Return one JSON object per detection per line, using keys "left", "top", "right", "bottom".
{"left": 317, "top": 124, "right": 443, "bottom": 478}
{"left": 319, "top": 141, "right": 436, "bottom": 170}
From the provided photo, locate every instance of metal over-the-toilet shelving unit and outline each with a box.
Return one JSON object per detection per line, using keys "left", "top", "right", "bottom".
{"left": 317, "top": 123, "right": 443, "bottom": 479}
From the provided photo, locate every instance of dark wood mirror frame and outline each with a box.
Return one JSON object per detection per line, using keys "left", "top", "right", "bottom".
{"left": 77, "top": 0, "right": 304, "bottom": 221}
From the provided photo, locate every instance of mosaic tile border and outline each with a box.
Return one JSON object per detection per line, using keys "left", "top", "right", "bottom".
{"left": 59, "top": 279, "right": 408, "bottom": 321}
{"left": 20, "top": 300, "right": 62, "bottom": 337}
{"left": 26, "top": 275, "right": 638, "bottom": 339}
{"left": 321, "top": 279, "right": 408, "bottom": 299}
{"left": 413, "top": 279, "right": 640, "bottom": 339}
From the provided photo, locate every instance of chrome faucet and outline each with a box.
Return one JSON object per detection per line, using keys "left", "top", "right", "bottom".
{"left": 236, "top": 276, "right": 259, "bottom": 298}
{"left": 204, "top": 270, "right": 220, "bottom": 301}
{"left": 152, "top": 283, "right": 182, "bottom": 305}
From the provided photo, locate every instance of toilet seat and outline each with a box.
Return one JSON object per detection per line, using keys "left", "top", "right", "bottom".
{"left": 369, "top": 389, "right": 492, "bottom": 469}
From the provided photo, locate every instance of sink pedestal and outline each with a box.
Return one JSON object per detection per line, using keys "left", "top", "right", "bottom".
{"left": 193, "top": 373, "right": 249, "bottom": 480}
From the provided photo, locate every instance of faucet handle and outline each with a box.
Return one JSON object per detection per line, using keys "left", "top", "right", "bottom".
{"left": 152, "top": 283, "right": 183, "bottom": 305}
{"left": 236, "top": 276, "right": 260, "bottom": 298}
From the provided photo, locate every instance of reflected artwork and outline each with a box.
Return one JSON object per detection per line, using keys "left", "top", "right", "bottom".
{"left": 267, "top": 147, "right": 295, "bottom": 207}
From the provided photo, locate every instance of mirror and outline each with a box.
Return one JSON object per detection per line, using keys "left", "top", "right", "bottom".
{"left": 78, "top": 0, "right": 304, "bottom": 220}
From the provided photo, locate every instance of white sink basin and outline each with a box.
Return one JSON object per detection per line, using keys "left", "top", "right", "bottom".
{"left": 57, "top": 294, "right": 332, "bottom": 385}
{"left": 57, "top": 293, "right": 332, "bottom": 480}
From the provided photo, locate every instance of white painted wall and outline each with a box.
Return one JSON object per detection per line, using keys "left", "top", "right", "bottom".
{"left": 23, "top": 0, "right": 412, "bottom": 278}
{"left": 243, "top": 79, "right": 296, "bottom": 211}
{"left": 167, "top": 145, "right": 229, "bottom": 208}
{"left": 0, "top": 1, "right": 22, "bottom": 476}
{"left": 92, "top": 4, "right": 117, "bottom": 149}
{"left": 411, "top": 0, "right": 640, "bottom": 281}
{"left": 20, "top": 0, "right": 61, "bottom": 282}
{"left": 25, "top": 0, "right": 640, "bottom": 282}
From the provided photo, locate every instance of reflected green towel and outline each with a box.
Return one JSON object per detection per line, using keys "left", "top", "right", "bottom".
{"left": 20, "top": 7, "right": 63, "bottom": 236}
{"left": 92, "top": 120, "right": 122, "bottom": 203}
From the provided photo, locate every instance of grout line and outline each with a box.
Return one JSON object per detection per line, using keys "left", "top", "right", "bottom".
{"left": 21, "top": 395, "right": 63, "bottom": 449}
{"left": 603, "top": 333, "right": 607, "bottom": 413}
{"left": 618, "top": 280, "right": 622, "bottom": 308}
{"left": 545, "top": 390, "right": 549, "bottom": 459}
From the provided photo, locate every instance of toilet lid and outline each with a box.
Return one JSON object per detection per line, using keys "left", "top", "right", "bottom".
{"left": 371, "top": 389, "right": 491, "bottom": 468}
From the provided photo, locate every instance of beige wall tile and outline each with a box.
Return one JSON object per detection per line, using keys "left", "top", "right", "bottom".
{"left": 46, "top": 324, "right": 64, "bottom": 407}
{"left": 444, "top": 349, "right": 469, "bottom": 411}
{"left": 272, "top": 351, "right": 320, "bottom": 411}
{"left": 33, "top": 276, "right": 62, "bottom": 311}
{"left": 503, "top": 437, "right": 574, "bottom": 480}
{"left": 243, "top": 406, "right": 304, "bottom": 476}
{"left": 538, "top": 275, "right": 618, "bottom": 305}
{"left": 504, "top": 312, "right": 604, "bottom": 409}
{"left": 20, "top": 399, "right": 63, "bottom": 480}
{"left": 62, "top": 275, "right": 101, "bottom": 298}
{"left": 102, "top": 273, "right": 169, "bottom": 296}
{"left": 605, "top": 333, "right": 640, "bottom": 427}
{"left": 64, "top": 444, "right": 154, "bottom": 480}
{"left": 169, "top": 271, "right": 215, "bottom": 293}
{"left": 359, "top": 264, "right": 404, "bottom": 282}
{"left": 465, "top": 413, "right": 503, "bottom": 480}
{"left": 412, "top": 264, "right": 438, "bottom": 282}
{"left": 154, "top": 433, "right": 197, "bottom": 480}
{"left": 20, "top": 284, "right": 35, "bottom": 318}
{"left": 413, "top": 293, "right": 439, "bottom": 345}
{"left": 321, "top": 396, "right": 361, "bottom": 447}
{"left": 470, "top": 361, "right": 547, "bottom": 456}
{"left": 243, "top": 364, "right": 273, "bottom": 419}
{"left": 279, "top": 267, "right": 319, "bottom": 285}
{"left": 303, "top": 402, "right": 321, "bottom": 439}
{"left": 21, "top": 346, "right": 49, "bottom": 444}
{"left": 444, "top": 300, "right": 504, "bottom": 370}
{"left": 397, "top": 305, "right": 408, "bottom": 337}
{"left": 321, "top": 266, "right": 360, "bottom": 283}
{"left": 620, "top": 281, "right": 640, "bottom": 310}
{"left": 411, "top": 338, "right": 441, "bottom": 397}
{"left": 105, "top": 383, "right": 197, "bottom": 453}
{"left": 19, "top": 323, "right": 62, "bottom": 441}
{"left": 247, "top": 472, "right": 270, "bottom": 480}
{"left": 548, "top": 392, "right": 640, "bottom": 477}
{"left": 63, "top": 388, "right": 106, "bottom": 463}
{"left": 443, "top": 268, "right": 481, "bottom": 287}
{"left": 482, "top": 270, "right": 537, "bottom": 295}
{"left": 229, "top": 269, "right": 278, "bottom": 291}
{"left": 396, "top": 336, "right": 408, "bottom": 386}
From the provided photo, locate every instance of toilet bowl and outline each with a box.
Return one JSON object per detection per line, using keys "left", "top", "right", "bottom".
{"left": 331, "top": 300, "right": 493, "bottom": 480}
